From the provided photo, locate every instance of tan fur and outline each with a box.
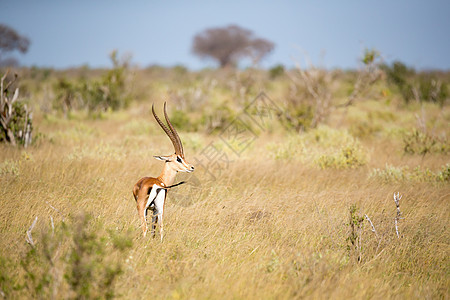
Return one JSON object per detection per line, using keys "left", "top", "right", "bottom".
{"left": 133, "top": 176, "right": 165, "bottom": 237}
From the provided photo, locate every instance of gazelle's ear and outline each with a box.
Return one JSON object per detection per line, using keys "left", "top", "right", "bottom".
{"left": 154, "top": 155, "right": 172, "bottom": 162}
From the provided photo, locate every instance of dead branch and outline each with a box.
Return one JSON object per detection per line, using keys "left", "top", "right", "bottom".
{"left": 364, "top": 214, "right": 378, "bottom": 238}
{"left": 26, "top": 216, "right": 38, "bottom": 247}
{"left": 46, "top": 201, "right": 65, "bottom": 222}
{"left": 393, "top": 192, "right": 403, "bottom": 238}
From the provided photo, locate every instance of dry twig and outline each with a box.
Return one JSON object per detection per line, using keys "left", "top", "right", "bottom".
{"left": 393, "top": 192, "right": 403, "bottom": 238}
{"left": 46, "top": 201, "right": 66, "bottom": 222}
{"left": 26, "top": 216, "right": 38, "bottom": 247}
{"left": 364, "top": 214, "right": 378, "bottom": 237}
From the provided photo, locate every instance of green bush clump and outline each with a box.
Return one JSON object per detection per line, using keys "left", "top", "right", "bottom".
{"left": 52, "top": 51, "right": 131, "bottom": 116}
{"left": 267, "top": 127, "right": 368, "bottom": 169}
{"left": 370, "top": 164, "right": 450, "bottom": 183}
{"left": 277, "top": 103, "right": 314, "bottom": 132}
{"left": 269, "top": 64, "right": 285, "bottom": 79}
{"left": 0, "top": 159, "right": 20, "bottom": 176}
{"left": 349, "top": 120, "right": 382, "bottom": 139}
{"left": 308, "top": 127, "right": 368, "bottom": 168}
{"left": 382, "top": 61, "right": 448, "bottom": 105}
{"left": 0, "top": 101, "right": 33, "bottom": 146}
{"left": 9, "top": 213, "right": 133, "bottom": 299}
{"left": 1, "top": 72, "right": 33, "bottom": 147}
{"left": 201, "top": 103, "right": 237, "bottom": 132}
{"left": 403, "top": 129, "right": 449, "bottom": 155}
{"left": 53, "top": 77, "right": 80, "bottom": 116}
{"left": 436, "top": 164, "right": 450, "bottom": 182}
{"left": 169, "top": 109, "right": 197, "bottom": 132}
{"left": 278, "top": 68, "right": 332, "bottom": 132}
{"left": 316, "top": 144, "right": 367, "bottom": 169}
{"left": 417, "top": 74, "right": 448, "bottom": 105}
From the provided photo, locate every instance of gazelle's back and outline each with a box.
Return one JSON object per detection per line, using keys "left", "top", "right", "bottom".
{"left": 133, "top": 177, "right": 165, "bottom": 201}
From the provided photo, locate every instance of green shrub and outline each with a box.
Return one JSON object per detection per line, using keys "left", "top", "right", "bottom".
{"left": 370, "top": 164, "right": 450, "bottom": 183}
{"left": 346, "top": 204, "right": 364, "bottom": 263}
{"left": 201, "top": 103, "right": 236, "bottom": 132}
{"left": 381, "top": 61, "right": 415, "bottom": 103}
{"left": 436, "top": 164, "right": 450, "bottom": 182}
{"left": 361, "top": 48, "right": 380, "bottom": 66}
{"left": 382, "top": 61, "right": 448, "bottom": 105}
{"left": 15, "top": 213, "right": 132, "bottom": 299}
{"left": 269, "top": 64, "right": 285, "bottom": 79}
{"left": 169, "top": 109, "right": 196, "bottom": 132}
{"left": 277, "top": 103, "right": 314, "bottom": 132}
{"left": 0, "top": 72, "right": 33, "bottom": 147}
{"left": 52, "top": 51, "right": 131, "bottom": 116}
{"left": 276, "top": 65, "right": 333, "bottom": 132}
{"left": 403, "top": 129, "right": 449, "bottom": 155}
{"left": 417, "top": 74, "right": 448, "bottom": 105}
{"left": 369, "top": 164, "right": 405, "bottom": 182}
{"left": 0, "top": 159, "right": 20, "bottom": 176}
{"left": 349, "top": 120, "right": 381, "bottom": 139}
{"left": 53, "top": 77, "right": 81, "bottom": 116}
{"left": 267, "top": 127, "right": 368, "bottom": 169}
{"left": 315, "top": 144, "right": 367, "bottom": 169}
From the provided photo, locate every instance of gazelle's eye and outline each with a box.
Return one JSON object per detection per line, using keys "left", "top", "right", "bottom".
{"left": 176, "top": 156, "right": 182, "bottom": 163}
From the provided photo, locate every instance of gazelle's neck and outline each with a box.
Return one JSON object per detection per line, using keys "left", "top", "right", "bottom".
{"left": 157, "top": 163, "right": 177, "bottom": 186}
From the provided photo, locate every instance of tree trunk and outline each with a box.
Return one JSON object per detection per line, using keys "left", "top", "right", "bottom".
{"left": 6, "top": 127, "right": 16, "bottom": 146}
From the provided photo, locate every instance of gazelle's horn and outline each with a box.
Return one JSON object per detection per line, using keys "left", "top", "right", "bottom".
{"left": 163, "top": 102, "right": 184, "bottom": 156}
{"left": 152, "top": 103, "right": 182, "bottom": 155}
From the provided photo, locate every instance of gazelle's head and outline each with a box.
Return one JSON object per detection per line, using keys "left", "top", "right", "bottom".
{"left": 152, "top": 103, "right": 194, "bottom": 173}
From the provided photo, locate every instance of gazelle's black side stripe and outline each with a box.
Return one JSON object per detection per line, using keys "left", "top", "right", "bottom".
{"left": 147, "top": 181, "right": 184, "bottom": 196}
{"left": 149, "top": 188, "right": 163, "bottom": 206}
{"left": 163, "top": 181, "right": 186, "bottom": 189}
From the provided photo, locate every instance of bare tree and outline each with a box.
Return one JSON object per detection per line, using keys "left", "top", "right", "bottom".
{"left": 0, "top": 24, "right": 30, "bottom": 65}
{"left": 192, "top": 25, "right": 274, "bottom": 68}
{"left": 247, "top": 38, "right": 274, "bottom": 66}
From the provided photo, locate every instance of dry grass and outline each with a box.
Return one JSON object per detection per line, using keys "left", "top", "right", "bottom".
{"left": 1, "top": 98, "right": 449, "bottom": 299}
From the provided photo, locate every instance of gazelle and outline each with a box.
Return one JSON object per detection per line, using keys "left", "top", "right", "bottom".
{"left": 133, "top": 103, "right": 194, "bottom": 240}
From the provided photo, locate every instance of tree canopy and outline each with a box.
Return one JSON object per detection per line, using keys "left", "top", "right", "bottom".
{"left": 0, "top": 24, "right": 30, "bottom": 66}
{"left": 192, "top": 25, "right": 274, "bottom": 68}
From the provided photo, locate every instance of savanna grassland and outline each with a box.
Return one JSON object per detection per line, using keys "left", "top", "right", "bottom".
{"left": 0, "top": 60, "right": 449, "bottom": 299}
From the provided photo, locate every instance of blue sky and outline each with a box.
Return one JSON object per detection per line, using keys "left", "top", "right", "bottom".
{"left": 1, "top": 0, "right": 449, "bottom": 70}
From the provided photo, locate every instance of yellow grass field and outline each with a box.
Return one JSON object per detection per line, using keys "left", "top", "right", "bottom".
{"left": 0, "top": 68, "right": 449, "bottom": 299}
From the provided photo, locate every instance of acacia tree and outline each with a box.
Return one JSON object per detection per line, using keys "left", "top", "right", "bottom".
{"left": 192, "top": 25, "right": 274, "bottom": 68}
{"left": 0, "top": 24, "right": 30, "bottom": 65}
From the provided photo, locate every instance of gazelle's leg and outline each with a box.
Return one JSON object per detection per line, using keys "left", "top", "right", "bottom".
{"left": 137, "top": 199, "right": 147, "bottom": 237}
{"left": 159, "top": 210, "right": 164, "bottom": 242}
{"left": 153, "top": 188, "right": 166, "bottom": 242}
{"left": 151, "top": 210, "right": 158, "bottom": 238}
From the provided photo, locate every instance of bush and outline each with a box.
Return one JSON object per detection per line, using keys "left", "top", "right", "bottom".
{"left": 201, "top": 103, "right": 236, "bottom": 132}
{"left": 279, "top": 68, "right": 332, "bottom": 132}
{"left": 277, "top": 103, "right": 314, "bottom": 132}
{"left": 369, "top": 163, "right": 450, "bottom": 183}
{"left": 403, "top": 129, "right": 449, "bottom": 155}
{"left": 381, "top": 61, "right": 415, "bottom": 103}
{"left": 0, "top": 71, "right": 32, "bottom": 147}
{"left": 267, "top": 127, "right": 368, "bottom": 169}
{"left": 53, "top": 77, "right": 81, "bottom": 116}
{"left": 382, "top": 61, "right": 448, "bottom": 105}
{"left": 269, "top": 64, "right": 285, "bottom": 79}
{"left": 417, "top": 74, "right": 448, "bottom": 105}
{"left": 169, "top": 109, "right": 197, "bottom": 132}
{"left": 315, "top": 144, "right": 367, "bottom": 169}
{"left": 52, "top": 51, "right": 131, "bottom": 116}
{"left": 349, "top": 120, "right": 382, "bottom": 139}
{"left": 12, "top": 213, "right": 132, "bottom": 299}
